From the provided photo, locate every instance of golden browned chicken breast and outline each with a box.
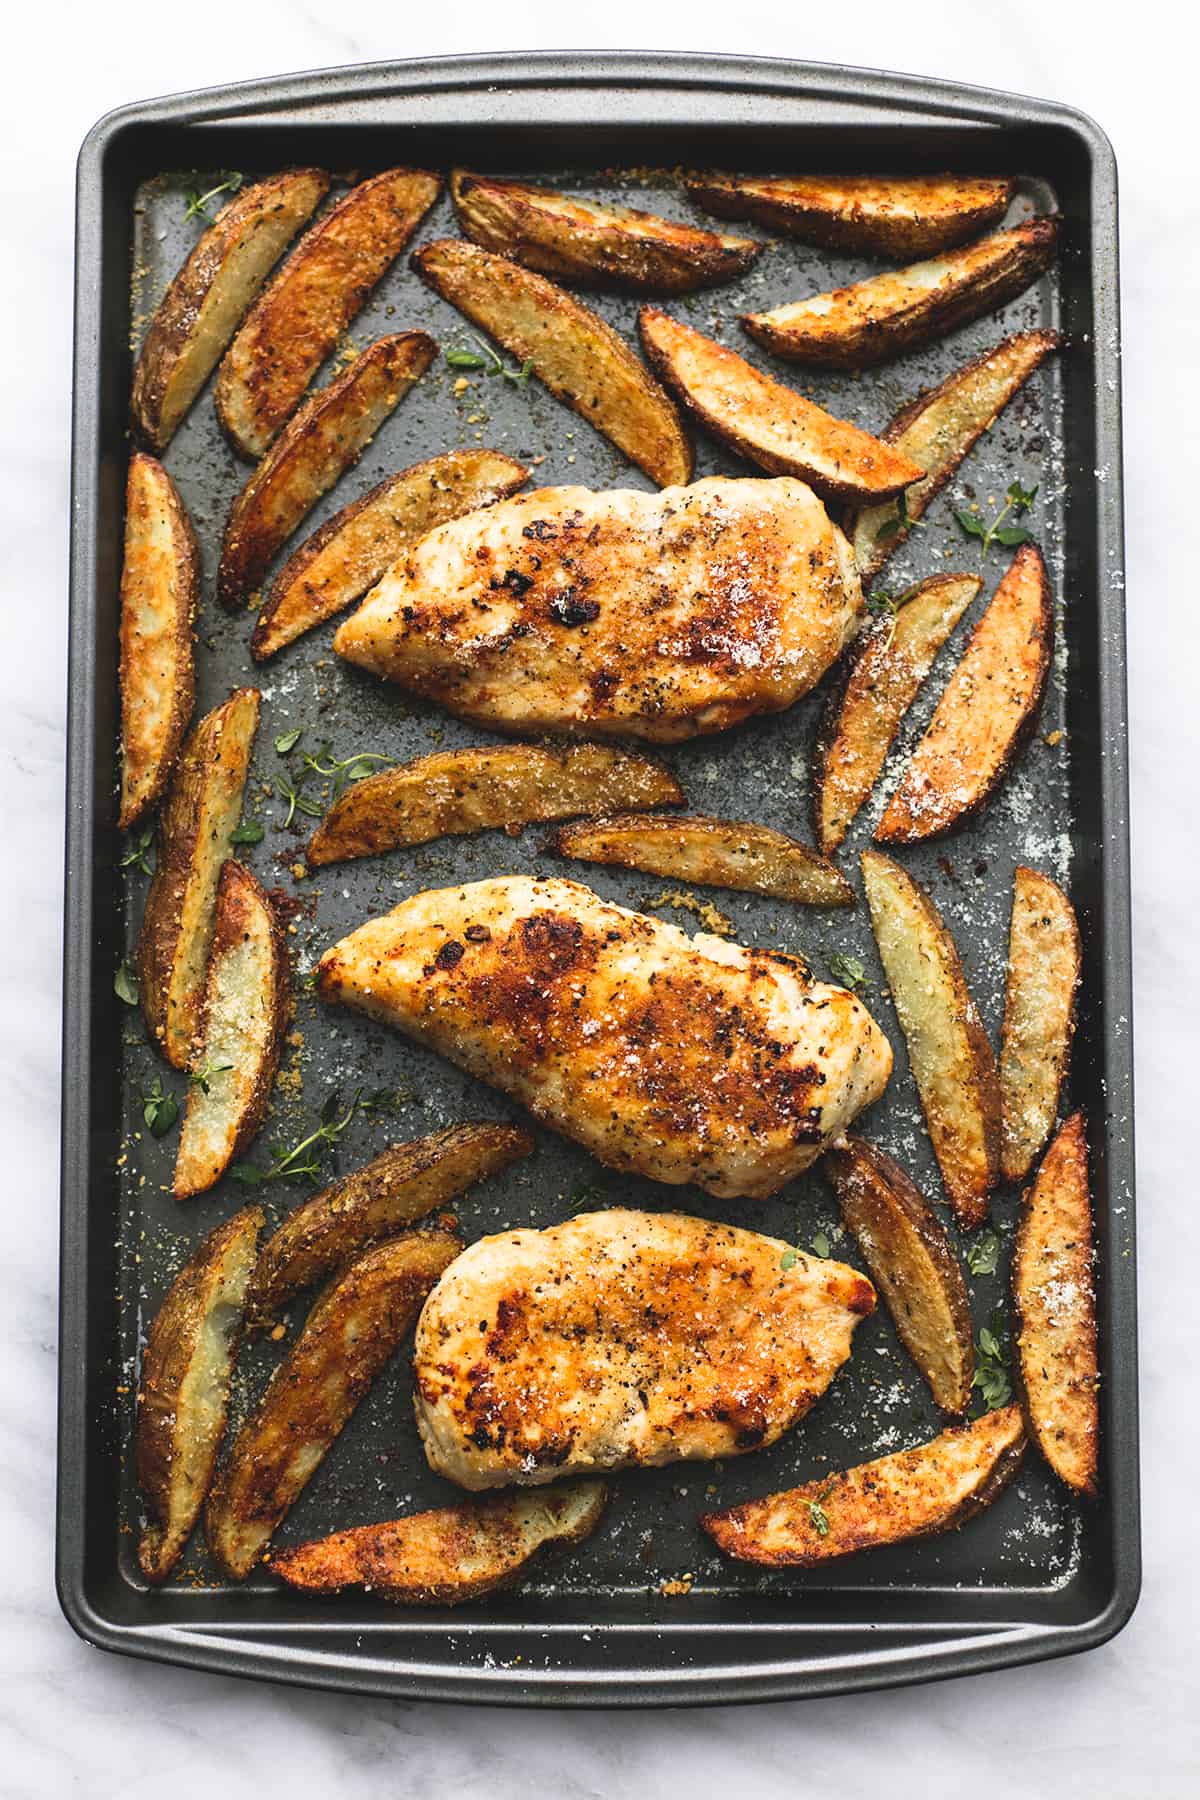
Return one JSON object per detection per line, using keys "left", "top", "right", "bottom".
{"left": 332, "top": 477, "right": 862, "bottom": 741}
{"left": 317, "top": 876, "right": 892, "bottom": 1199}
{"left": 414, "top": 1208, "right": 876, "bottom": 1488}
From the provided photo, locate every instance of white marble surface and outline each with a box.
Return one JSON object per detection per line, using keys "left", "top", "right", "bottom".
{"left": 2, "top": 3, "right": 1195, "bottom": 1792}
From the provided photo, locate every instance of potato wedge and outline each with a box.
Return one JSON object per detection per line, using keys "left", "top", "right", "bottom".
{"left": 252, "top": 449, "right": 528, "bottom": 659}
{"left": 245, "top": 1122, "right": 534, "bottom": 1328}
{"left": 743, "top": 218, "right": 1059, "bottom": 369}
{"left": 551, "top": 811, "right": 854, "bottom": 906}
{"left": 217, "top": 332, "right": 436, "bottom": 610}
{"left": 413, "top": 238, "right": 691, "bottom": 487}
{"left": 137, "top": 687, "right": 261, "bottom": 1068}
{"left": 812, "top": 573, "right": 981, "bottom": 853}
{"left": 216, "top": 169, "right": 441, "bottom": 460}
{"left": 639, "top": 307, "right": 923, "bottom": 507}
{"left": 118, "top": 453, "right": 199, "bottom": 830}
{"left": 451, "top": 170, "right": 761, "bottom": 294}
{"left": 701, "top": 1405, "right": 1025, "bottom": 1565}
{"left": 826, "top": 1137, "right": 974, "bottom": 1412}
{"left": 685, "top": 173, "right": 1015, "bottom": 257}
{"left": 861, "top": 848, "right": 1000, "bottom": 1227}
{"left": 876, "top": 544, "right": 1052, "bottom": 843}
{"left": 1000, "top": 866, "right": 1081, "bottom": 1182}
{"left": 173, "top": 863, "right": 290, "bottom": 1199}
{"left": 306, "top": 743, "right": 684, "bottom": 867}
{"left": 850, "top": 331, "right": 1061, "bottom": 581}
{"left": 206, "top": 1232, "right": 461, "bottom": 1579}
{"left": 1013, "top": 1113, "right": 1099, "bottom": 1495}
{"left": 136, "top": 1206, "right": 264, "bottom": 1582}
{"left": 131, "top": 168, "right": 330, "bottom": 451}
{"left": 270, "top": 1481, "right": 608, "bottom": 1605}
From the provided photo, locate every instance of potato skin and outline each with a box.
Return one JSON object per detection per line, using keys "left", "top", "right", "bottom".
{"left": 217, "top": 332, "right": 436, "bottom": 610}
{"left": 638, "top": 305, "right": 923, "bottom": 507}
{"left": 1000, "top": 865, "right": 1081, "bottom": 1182}
{"left": 206, "top": 1233, "right": 462, "bottom": 1579}
{"left": 137, "top": 1206, "right": 264, "bottom": 1582}
{"left": 876, "top": 544, "right": 1053, "bottom": 843}
{"left": 550, "top": 811, "right": 855, "bottom": 906}
{"left": 742, "top": 217, "right": 1059, "bottom": 369}
{"left": 131, "top": 169, "right": 330, "bottom": 450}
{"left": 306, "top": 743, "right": 684, "bottom": 866}
{"left": 269, "top": 1481, "right": 608, "bottom": 1606}
{"left": 701, "top": 1406, "right": 1026, "bottom": 1565}
{"left": 811, "top": 573, "right": 981, "bottom": 853}
{"left": 1012, "top": 1112, "right": 1099, "bottom": 1496}
{"left": 686, "top": 173, "right": 1015, "bottom": 257}
{"left": 244, "top": 1122, "right": 534, "bottom": 1327}
{"left": 413, "top": 238, "right": 692, "bottom": 488}
{"left": 851, "top": 331, "right": 1061, "bottom": 583}
{"left": 137, "top": 687, "right": 261, "bottom": 1068}
{"left": 862, "top": 848, "right": 1001, "bottom": 1228}
{"left": 118, "top": 453, "right": 199, "bottom": 830}
{"left": 252, "top": 449, "right": 528, "bottom": 659}
{"left": 826, "top": 1137, "right": 974, "bottom": 1412}
{"left": 172, "top": 861, "right": 291, "bottom": 1199}
{"left": 452, "top": 170, "right": 761, "bottom": 294}
{"left": 216, "top": 168, "right": 441, "bottom": 460}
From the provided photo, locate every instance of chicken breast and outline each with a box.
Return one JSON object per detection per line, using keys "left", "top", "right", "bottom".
{"left": 414, "top": 1208, "right": 876, "bottom": 1488}
{"left": 317, "top": 876, "right": 892, "bottom": 1199}
{"left": 332, "top": 477, "right": 862, "bottom": 741}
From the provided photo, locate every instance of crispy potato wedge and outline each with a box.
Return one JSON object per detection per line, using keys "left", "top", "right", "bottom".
{"left": 686, "top": 173, "right": 1015, "bottom": 257}
{"left": 270, "top": 1481, "right": 608, "bottom": 1605}
{"left": 551, "top": 811, "right": 854, "bottom": 906}
{"left": 861, "top": 848, "right": 1000, "bottom": 1227}
{"left": 217, "top": 332, "right": 435, "bottom": 610}
{"left": 812, "top": 573, "right": 981, "bottom": 853}
{"left": 206, "top": 1232, "right": 461, "bottom": 1579}
{"left": 216, "top": 169, "right": 441, "bottom": 460}
{"left": 743, "top": 218, "right": 1058, "bottom": 369}
{"left": 118, "top": 453, "right": 199, "bottom": 830}
{"left": 1013, "top": 1113, "right": 1099, "bottom": 1495}
{"left": 876, "top": 545, "right": 1053, "bottom": 843}
{"left": 701, "top": 1405, "right": 1025, "bottom": 1565}
{"left": 245, "top": 1122, "right": 534, "bottom": 1328}
{"left": 851, "top": 331, "right": 1061, "bottom": 581}
{"left": 639, "top": 307, "right": 923, "bottom": 507}
{"left": 252, "top": 449, "right": 528, "bottom": 659}
{"left": 1000, "top": 866, "right": 1081, "bottom": 1182}
{"left": 451, "top": 170, "right": 761, "bottom": 294}
{"left": 137, "top": 687, "right": 261, "bottom": 1068}
{"left": 413, "top": 238, "right": 691, "bottom": 487}
{"left": 173, "top": 863, "right": 290, "bottom": 1199}
{"left": 131, "top": 169, "right": 330, "bottom": 451}
{"left": 136, "top": 1206, "right": 264, "bottom": 1582}
{"left": 306, "top": 743, "right": 684, "bottom": 867}
{"left": 826, "top": 1137, "right": 974, "bottom": 1412}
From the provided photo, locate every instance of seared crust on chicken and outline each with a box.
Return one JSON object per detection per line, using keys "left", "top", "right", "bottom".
{"left": 334, "top": 477, "right": 862, "bottom": 742}
{"left": 414, "top": 1209, "right": 876, "bottom": 1488}
{"left": 317, "top": 875, "right": 892, "bottom": 1199}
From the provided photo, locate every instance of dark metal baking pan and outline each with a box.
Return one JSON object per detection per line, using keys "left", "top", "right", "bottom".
{"left": 60, "top": 51, "right": 1136, "bottom": 1705}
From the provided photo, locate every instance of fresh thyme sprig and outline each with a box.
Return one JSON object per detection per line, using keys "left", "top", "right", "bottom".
{"left": 445, "top": 336, "right": 534, "bottom": 387}
{"left": 972, "top": 1312, "right": 1013, "bottom": 1411}
{"left": 828, "top": 952, "right": 869, "bottom": 992}
{"left": 183, "top": 173, "right": 243, "bottom": 223}
{"left": 230, "top": 1086, "right": 368, "bottom": 1186}
{"left": 299, "top": 742, "right": 391, "bottom": 801}
{"left": 141, "top": 1075, "right": 178, "bottom": 1137}
{"left": 120, "top": 826, "right": 155, "bottom": 876}
{"left": 965, "top": 1231, "right": 1001, "bottom": 1278}
{"left": 189, "top": 1058, "right": 234, "bottom": 1096}
{"left": 955, "top": 480, "right": 1038, "bottom": 558}
{"left": 876, "top": 487, "right": 917, "bottom": 544}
